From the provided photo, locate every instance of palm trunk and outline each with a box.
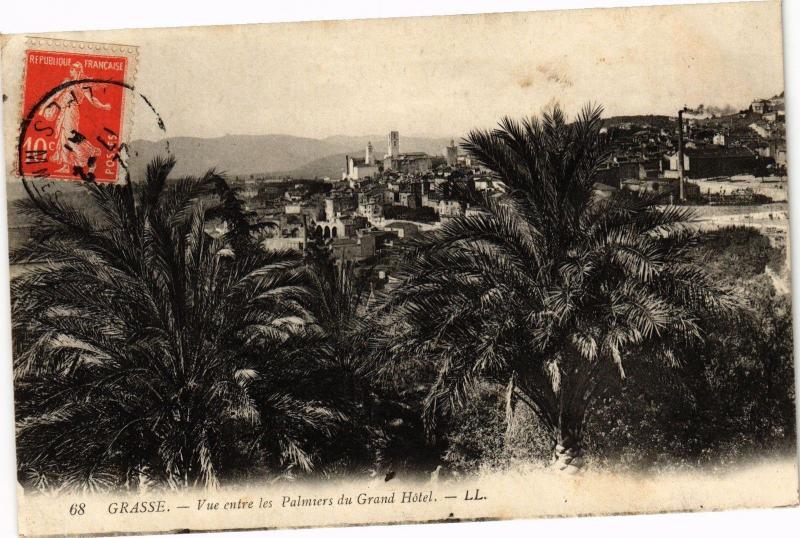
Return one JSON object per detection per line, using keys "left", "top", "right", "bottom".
{"left": 552, "top": 427, "right": 584, "bottom": 474}
{"left": 550, "top": 364, "right": 589, "bottom": 474}
{"left": 516, "top": 354, "right": 593, "bottom": 474}
{"left": 172, "top": 394, "right": 205, "bottom": 489}
{"left": 504, "top": 375, "right": 516, "bottom": 444}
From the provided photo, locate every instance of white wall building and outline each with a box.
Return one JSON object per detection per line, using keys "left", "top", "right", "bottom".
{"left": 344, "top": 141, "right": 380, "bottom": 180}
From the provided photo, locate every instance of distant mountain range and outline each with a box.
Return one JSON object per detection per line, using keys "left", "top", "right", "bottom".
{"left": 124, "top": 117, "right": 698, "bottom": 181}
{"left": 120, "top": 113, "right": 745, "bottom": 181}
{"left": 127, "top": 134, "right": 453, "bottom": 180}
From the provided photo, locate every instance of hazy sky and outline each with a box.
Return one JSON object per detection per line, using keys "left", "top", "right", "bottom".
{"left": 19, "top": 1, "right": 786, "bottom": 140}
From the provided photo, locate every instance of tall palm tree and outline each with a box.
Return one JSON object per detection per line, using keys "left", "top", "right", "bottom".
{"left": 383, "top": 105, "right": 737, "bottom": 472}
{"left": 12, "top": 157, "right": 344, "bottom": 491}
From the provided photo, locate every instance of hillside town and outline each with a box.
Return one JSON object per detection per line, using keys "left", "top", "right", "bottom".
{"left": 219, "top": 92, "right": 788, "bottom": 264}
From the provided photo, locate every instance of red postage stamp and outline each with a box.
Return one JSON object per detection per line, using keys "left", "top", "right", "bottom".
{"left": 19, "top": 40, "right": 138, "bottom": 183}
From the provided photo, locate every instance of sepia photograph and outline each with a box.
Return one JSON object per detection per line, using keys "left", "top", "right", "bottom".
{"left": 0, "top": 0, "right": 797, "bottom": 536}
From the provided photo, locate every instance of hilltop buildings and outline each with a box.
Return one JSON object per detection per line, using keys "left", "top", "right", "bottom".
{"left": 344, "top": 131, "right": 434, "bottom": 180}
{"left": 383, "top": 131, "right": 433, "bottom": 173}
{"left": 344, "top": 141, "right": 379, "bottom": 181}
{"left": 445, "top": 139, "right": 458, "bottom": 166}
{"left": 235, "top": 93, "right": 787, "bottom": 264}
{"left": 257, "top": 130, "right": 492, "bottom": 261}
{"left": 384, "top": 152, "right": 433, "bottom": 174}
{"left": 593, "top": 92, "right": 786, "bottom": 201}
{"left": 663, "top": 146, "right": 760, "bottom": 179}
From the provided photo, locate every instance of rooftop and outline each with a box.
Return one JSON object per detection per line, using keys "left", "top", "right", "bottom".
{"left": 391, "top": 152, "right": 430, "bottom": 160}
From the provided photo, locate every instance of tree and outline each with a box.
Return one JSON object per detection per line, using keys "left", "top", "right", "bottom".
{"left": 585, "top": 245, "right": 794, "bottom": 470}
{"left": 383, "top": 105, "right": 737, "bottom": 472}
{"left": 304, "top": 247, "right": 375, "bottom": 383}
{"left": 12, "top": 157, "right": 344, "bottom": 492}
{"left": 299, "top": 246, "right": 380, "bottom": 473}
{"left": 302, "top": 247, "right": 442, "bottom": 476}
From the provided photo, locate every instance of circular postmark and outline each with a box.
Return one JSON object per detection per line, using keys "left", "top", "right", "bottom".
{"left": 17, "top": 77, "right": 169, "bottom": 213}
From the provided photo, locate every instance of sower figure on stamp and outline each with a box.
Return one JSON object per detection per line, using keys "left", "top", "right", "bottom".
{"left": 39, "top": 61, "right": 111, "bottom": 176}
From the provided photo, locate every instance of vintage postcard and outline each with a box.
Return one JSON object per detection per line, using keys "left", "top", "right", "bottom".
{"left": 0, "top": 1, "right": 796, "bottom": 536}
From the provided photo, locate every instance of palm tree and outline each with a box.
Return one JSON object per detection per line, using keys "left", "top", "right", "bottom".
{"left": 303, "top": 247, "right": 442, "bottom": 477}
{"left": 12, "top": 156, "right": 345, "bottom": 491}
{"left": 304, "top": 247, "right": 375, "bottom": 382}
{"left": 383, "top": 105, "right": 737, "bottom": 472}
{"left": 299, "top": 247, "right": 379, "bottom": 473}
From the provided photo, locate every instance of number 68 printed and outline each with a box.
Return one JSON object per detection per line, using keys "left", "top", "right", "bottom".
{"left": 69, "top": 503, "right": 85, "bottom": 516}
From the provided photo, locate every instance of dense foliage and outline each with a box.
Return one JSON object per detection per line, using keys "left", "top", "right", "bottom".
{"left": 10, "top": 107, "right": 795, "bottom": 491}
{"left": 444, "top": 227, "right": 794, "bottom": 472}
{"left": 12, "top": 158, "right": 358, "bottom": 491}
{"left": 378, "top": 105, "right": 739, "bottom": 472}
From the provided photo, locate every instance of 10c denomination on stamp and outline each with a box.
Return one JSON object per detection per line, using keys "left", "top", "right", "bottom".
{"left": 19, "top": 39, "right": 138, "bottom": 183}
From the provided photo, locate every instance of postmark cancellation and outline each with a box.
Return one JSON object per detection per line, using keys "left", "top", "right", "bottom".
{"left": 18, "top": 38, "right": 138, "bottom": 183}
